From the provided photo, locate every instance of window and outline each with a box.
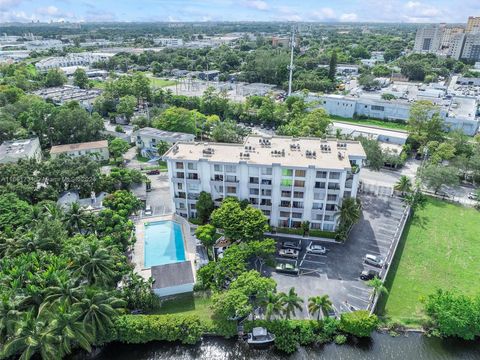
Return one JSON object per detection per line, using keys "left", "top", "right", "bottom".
{"left": 326, "top": 204, "right": 335, "bottom": 211}
{"left": 262, "top": 210, "right": 271, "bottom": 216}
{"left": 214, "top": 164, "right": 223, "bottom": 172}
{"left": 176, "top": 172, "right": 185, "bottom": 178}
{"left": 315, "top": 182, "right": 326, "bottom": 189}
{"left": 281, "top": 190, "right": 291, "bottom": 198}
{"left": 261, "top": 179, "right": 272, "bottom": 185}
{"left": 249, "top": 177, "right": 259, "bottom": 184}
{"left": 178, "top": 202, "right": 186, "bottom": 209}
{"left": 187, "top": 183, "right": 199, "bottom": 191}
{"left": 249, "top": 198, "right": 258, "bottom": 205}
{"left": 187, "top": 162, "right": 197, "bottom": 170}
{"left": 177, "top": 183, "right": 183, "bottom": 190}
{"left": 187, "top": 173, "right": 198, "bottom": 180}
{"left": 280, "top": 200, "right": 291, "bottom": 208}
{"left": 176, "top": 162, "right": 184, "bottom": 169}
{"left": 344, "top": 191, "right": 352, "bottom": 198}
{"left": 324, "top": 215, "right": 334, "bottom": 221}
{"left": 214, "top": 174, "right": 223, "bottom": 181}
{"left": 249, "top": 188, "right": 259, "bottom": 195}
{"left": 225, "top": 165, "right": 237, "bottom": 173}
{"left": 226, "top": 186, "right": 237, "bottom": 194}
{"left": 294, "top": 180, "right": 305, "bottom": 187}
{"left": 281, "top": 179, "right": 293, "bottom": 187}
{"left": 312, "top": 202, "right": 323, "bottom": 210}
{"left": 293, "top": 191, "right": 304, "bottom": 199}
{"left": 260, "top": 199, "right": 272, "bottom": 206}
{"left": 295, "top": 170, "right": 306, "bottom": 177}
{"left": 371, "top": 105, "right": 385, "bottom": 111}
{"left": 226, "top": 175, "right": 237, "bottom": 182}
{"left": 282, "top": 168, "right": 293, "bottom": 177}
{"left": 261, "top": 189, "right": 272, "bottom": 196}
{"left": 327, "top": 194, "right": 337, "bottom": 201}
{"left": 190, "top": 204, "right": 196, "bottom": 210}
{"left": 328, "top": 183, "right": 340, "bottom": 190}
{"left": 329, "top": 172, "right": 341, "bottom": 179}
{"left": 316, "top": 171, "right": 327, "bottom": 178}
{"left": 280, "top": 211, "right": 290, "bottom": 218}
{"left": 292, "top": 212, "right": 302, "bottom": 219}
{"left": 248, "top": 167, "right": 259, "bottom": 176}
{"left": 292, "top": 201, "right": 303, "bottom": 209}
{"left": 323, "top": 224, "right": 334, "bottom": 231}
{"left": 261, "top": 167, "right": 272, "bottom": 176}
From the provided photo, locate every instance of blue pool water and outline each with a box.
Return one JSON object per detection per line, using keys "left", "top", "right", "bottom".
{"left": 144, "top": 221, "right": 186, "bottom": 268}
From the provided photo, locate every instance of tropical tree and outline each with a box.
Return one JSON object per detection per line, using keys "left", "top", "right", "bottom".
{"left": 41, "top": 279, "right": 84, "bottom": 311}
{"left": 308, "top": 294, "right": 333, "bottom": 321}
{"left": 2, "top": 311, "right": 60, "bottom": 360}
{"left": 394, "top": 175, "right": 412, "bottom": 196}
{"left": 196, "top": 191, "right": 214, "bottom": 224}
{"left": 195, "top": 224, "right": 217, "bottom": 260}
{"left": 260, "top": 291, "right": 283, "bottom": 320}
{"left": 75, "top": 290, "right": 125, "bottom": 338}
{"left": 64, "top": 202, "right": 90, "bottom": 235}
{"left": 367, "top": 277, "right": 388, "bottom": 299}
{"left": 71, "top": 241, "right": 117, "bottom": 286}
{"left": 281, "top": 287, "right": 304, "bottom": 319}
{"left": 338, "top": 197, "right": 361, "bottom": 227}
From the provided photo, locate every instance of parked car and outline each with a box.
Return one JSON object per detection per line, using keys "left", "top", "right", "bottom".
{"left": 363, "top": 254, "right": 384, "bottom": 268}
{"left": 326, "top": 307, "right": 339, "bottom": 319}
{"left": 281, "top": 241, "right": 302, "bottom": 251}
{"left": 275, "top": 262, "right": 299, "bottom": 275}
{"left": 306, "top": 242, "right": 328, "bottom": 255}
{"left": 360, "top": 269, "right": 380, "bottom": 280}
{"left": 467, "top": 192, "right": 479, "bottom": 200}
{"left": 279, "top": 248, "right": 299, "bottom": 259}
{"left": 146, "top": 169, "right": 160, "bottom": 175}
{"left": 144, "top": 205, "right": 152, "bottom": 216}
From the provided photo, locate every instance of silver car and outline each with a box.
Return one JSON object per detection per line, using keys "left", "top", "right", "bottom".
{"left": 364, "top": 254, "right": 385, "bottom": 268}
{"left": 306, "top": 242, "right": 328, "bottom": 255}
{"left": 279, "top": 248, "right": 299, "bottom": 259}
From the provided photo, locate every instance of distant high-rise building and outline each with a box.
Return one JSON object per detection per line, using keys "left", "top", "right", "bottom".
{"left": 413, "top": 25, "right": 444, "bottom": 53}
{"left": 461, "top": 33, "right": 480, "bottom": 61}
{"left": 466, "top": 16, "right": 480, "bottom": 33}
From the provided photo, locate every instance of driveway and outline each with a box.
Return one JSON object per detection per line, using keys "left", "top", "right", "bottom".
{"left": 270, "top": 194, "right": 406, "bottom": 319}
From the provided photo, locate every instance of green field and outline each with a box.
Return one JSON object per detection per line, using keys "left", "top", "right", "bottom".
{"left": 152, "top": 293, "right": 214, "bottom": 324}
{"left": 149, "top": 77, "right": 177, "bottom": 88}
{"left": 378, "top": 198, "right": 480, "bottom": 327}
{"left": 331, "top": 116, "right": 408, "bottom": 131}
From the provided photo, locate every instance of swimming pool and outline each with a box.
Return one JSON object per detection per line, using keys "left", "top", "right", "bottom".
{"left": 144, "top": 220, "right": 186, "bottom": 268}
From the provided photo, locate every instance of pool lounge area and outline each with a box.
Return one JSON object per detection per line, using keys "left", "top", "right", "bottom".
{"left": 133, "top": 214, "right": 197, "bottom": 297}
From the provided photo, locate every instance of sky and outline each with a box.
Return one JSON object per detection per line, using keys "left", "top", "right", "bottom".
{"left": 0, "top": 0, "right": 478, "bottom": 24}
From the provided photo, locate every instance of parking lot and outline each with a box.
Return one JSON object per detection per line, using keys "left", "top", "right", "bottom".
{"left": 270, "top": 194, "right": 406, "bottom": 319}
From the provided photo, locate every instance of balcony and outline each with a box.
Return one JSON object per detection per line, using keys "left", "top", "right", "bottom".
{"left": 345, "top": 179, "right": 353, "bottom": 189}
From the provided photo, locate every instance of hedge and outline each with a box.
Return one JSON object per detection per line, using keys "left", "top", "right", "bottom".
{"left": 244, "top": 319, "right": 338, "bottom": 354}
{"left": 274, "top": 227, "right": 337, "bottom": 239}
{"left": 106, "top": 314, "right": 204, "bottom": 345}
{"left": 339, "top": 310, "right": 379, "bottom": 338}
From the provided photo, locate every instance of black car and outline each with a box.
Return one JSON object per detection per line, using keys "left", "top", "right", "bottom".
{"left": 360, "top": 269, "right": 380, "bottom": 281}
{"left": 146, "top": 169, "right": 160, "bottom": 175}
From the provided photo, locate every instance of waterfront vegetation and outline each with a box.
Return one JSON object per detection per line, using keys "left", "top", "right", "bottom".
{"left": 378, "top": 198, "right": 480, "bottom": 327}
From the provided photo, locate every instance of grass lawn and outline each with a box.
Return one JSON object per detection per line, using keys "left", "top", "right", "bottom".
{"left": 90, "top": 80, "right": 106, "bottom": 89}
{"left": 150, "top": 78, "right": 177, "bottom": 88}
{"left": 377, "top": 198, "right": 480, "bottom": 327}
{"left": 151, "top": 293, "right": 214, "bottom": 324}
{"left": 330, "top": 116, "right": 408, "bottom": 131}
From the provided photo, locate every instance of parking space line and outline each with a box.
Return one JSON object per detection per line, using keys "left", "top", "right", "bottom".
{"left": 350, "top": 285, "right": 371, "bottom": 293}
{"left": 348, "top": 294, "right": 370, "bottom": 303}
{"left": 301, "top": 259, "right": 326, "bottom": 265}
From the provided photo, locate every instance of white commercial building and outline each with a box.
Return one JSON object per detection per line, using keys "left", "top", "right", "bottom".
{"left": 153, "top": 38, "right": 184, "bottom": 47}
{"left": 163, "top": 135, "right": 366, "bottom": 232}
{"left": 50, "top": 140, "right": 109, "bottom": 161}
{"left": 35, "top": 53, "right": 114, "bottom": 71}
{"left": 413, "top": 25, "right": 445, "bottom": 54}
{"left": 0, "top": 137, "right": 42, "bottom": 164}
{"left": 132, "top": 127, "right": 195, "bottom": 157}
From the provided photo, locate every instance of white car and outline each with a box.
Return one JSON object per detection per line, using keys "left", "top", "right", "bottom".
{"left": 279, "top": 248, "right": 299, "bottom": 259}
{"left": 306, "top": 242, "right": 328, "bottom": 255}
{"left": 144, "top": 205, "right": 152, "bottom": 216}
{"left": 364, "top": 254, "right": 385, "bottom": 268}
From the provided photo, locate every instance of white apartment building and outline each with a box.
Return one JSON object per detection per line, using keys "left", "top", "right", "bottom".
{"left": 163, "top": 135, "right": 366, "bottom": 232}
{"left": 50, "top": 140, "right": 109, "bottom": 161}
{"left": 0, "top": 137, "right": 42, "bottom": 164}
{"left": 413, "top": 25, "right": 444, "bottom": 53}
{"left": 132, "top": 127, "right": 195, "bottom": 157}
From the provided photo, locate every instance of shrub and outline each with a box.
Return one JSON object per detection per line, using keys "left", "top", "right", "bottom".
{"left": 334, "top": 334, "right": 347, "bottom": 345}
{"left": 107, "top": 314, "right": 204, "bottom": 345}
{"left": 339, "top": 311, "right": 379, "bottom": 338}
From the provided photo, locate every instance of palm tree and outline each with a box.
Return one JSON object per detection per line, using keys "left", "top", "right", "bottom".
{"left": 367, "top": 277, "right": 388, "bottom": 299}
{"left": 338, "top": 197, "right": 361, "bottom": 226}
{"left": 2, "top": 311, "right": 59, "bottom": 360}
{"left": 280, "top": 288, "right": 304, "bottom": 319}
{"left": 74, "top": 290, "right": 125, "bottom": 338}
{"left": 40, "top": 279, "right": 84, "bottom": 314}
{"left": 394, "top": 175, "right": 412, "bottom": 196}
{"left": 64, "top": 203, "right": 90, "bottom": 235}
{"left": 308, "top": 295, "right": 333, "bottom": 321}
{"left": 49, "top": 305, "right": 93, "bottom": 356}
{"left": 259, "top": 291, "right": 283, "bottom": 320}
{"left": 72, "top": 242, "right": 117, "bottom": 286}
{"left": 0, "top": 295, "right": 25, "bottom": 338}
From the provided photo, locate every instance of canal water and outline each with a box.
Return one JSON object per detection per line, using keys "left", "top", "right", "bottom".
{"left": 89, "top": 332, "right": 480, "bottom": 360}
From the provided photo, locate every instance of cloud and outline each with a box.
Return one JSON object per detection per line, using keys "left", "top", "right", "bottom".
{"left": 311, "top": 7, "right": 336, "bottom": 20}
{"left": 36, "top": 6, "right": 60, "bottom": 15}
{"left": 241, "top": 0, "right": 269, "bottom": 10}
{"left": 0, "top": 0, "right": 22, "bottom": 10}
{"left": 340, "top": 13, "right": 358, "bottom": 22}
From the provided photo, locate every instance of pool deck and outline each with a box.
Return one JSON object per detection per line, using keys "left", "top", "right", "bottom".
{"left": 133, "top": 214, "right": 197, "bottom": 282}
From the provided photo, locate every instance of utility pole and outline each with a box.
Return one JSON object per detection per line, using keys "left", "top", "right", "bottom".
{"left": 287, "top": 24, "right": 296, "bottom": 97}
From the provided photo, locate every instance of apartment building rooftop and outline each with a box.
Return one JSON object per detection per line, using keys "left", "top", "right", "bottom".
{"left": 133, "top": 127, "right": 195, "bottom": 142}
{"left": 0, "top": 137, "right": 41, "bottom": 164}
{"left": 50, "top": 140, "right": 108, "bottom": 155}
{"left": 164, "top": 135, "right": 366, "bottom": 169}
